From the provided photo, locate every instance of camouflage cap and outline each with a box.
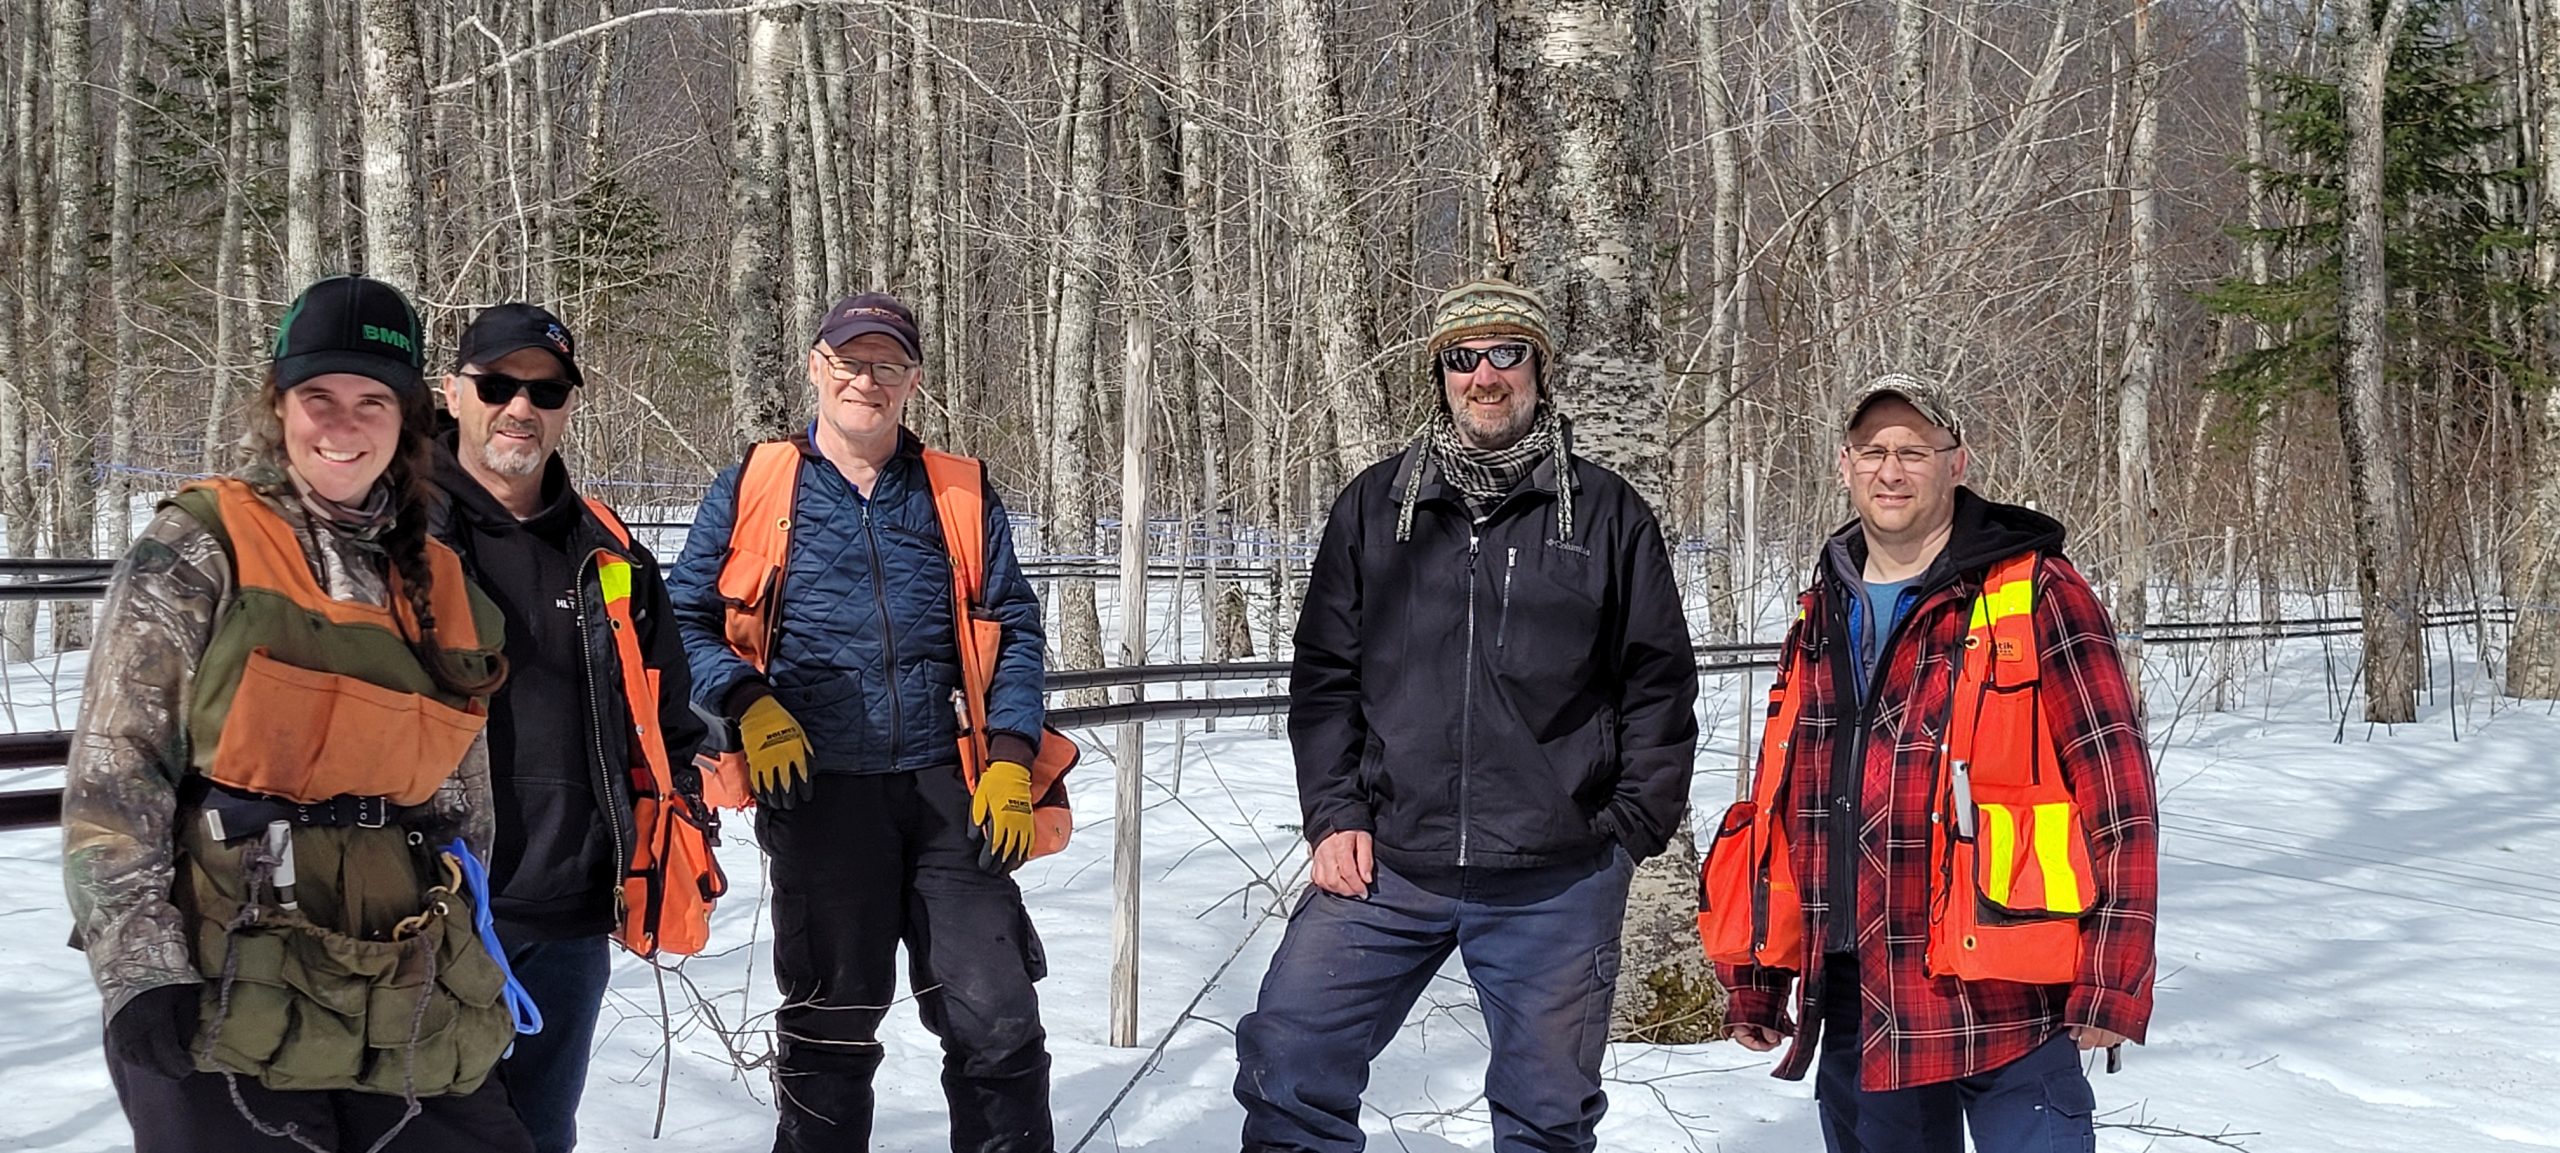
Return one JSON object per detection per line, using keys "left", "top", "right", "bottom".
{"left": 1844, "top": 372, "right": 1961, "bottom": 444}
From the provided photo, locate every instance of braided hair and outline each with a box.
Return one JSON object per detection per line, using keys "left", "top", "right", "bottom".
{"left": 245, "top": 371, "right": 508, "bottom": 698}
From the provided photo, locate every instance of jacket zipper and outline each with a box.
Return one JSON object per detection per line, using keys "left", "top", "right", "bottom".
{"left": 1830, "top": 579, "right": 1935, "bottom": 953}
{"left": 1459, "top": 531, "right": 1479, "bottom": 867}
{"left": 575, "top": 550, "right": 632, "bottom": 927}
{"left": 861, "top": 498, "right": 906, "bottom": 760}
{"left": 1497, "top": 546, "right": 1517, "bottom": 648}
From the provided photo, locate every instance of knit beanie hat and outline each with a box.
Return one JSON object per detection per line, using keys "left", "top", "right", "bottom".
{"left": 1426, "top": 277, "right": 1555, "bottom": 370}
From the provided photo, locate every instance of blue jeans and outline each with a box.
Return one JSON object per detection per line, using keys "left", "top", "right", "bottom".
{"left": 496, "top": 931, "right": 613, "bottom": 1153}
{"left": 1233, "top": 846, "right": 1636, "bottom": 1153}
{"left": 1815, "top": 953, "right": 2097, "bottom": 1153}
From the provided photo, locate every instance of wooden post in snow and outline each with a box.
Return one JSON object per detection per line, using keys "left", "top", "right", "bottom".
{"left": 1110, "top": 315, "right": 1155, "bottom": 1048}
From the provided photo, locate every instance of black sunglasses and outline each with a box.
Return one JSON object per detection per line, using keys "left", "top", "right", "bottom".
{"left": 466, "top": 371, "right": 575, "bottom": 411}
{"left": 1437, "top": 343, "right": 1533, "bottom": 374}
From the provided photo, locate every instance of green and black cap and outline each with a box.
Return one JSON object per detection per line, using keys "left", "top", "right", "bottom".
{"left": 270, "top": 275, "right": 427, "bottom": 396}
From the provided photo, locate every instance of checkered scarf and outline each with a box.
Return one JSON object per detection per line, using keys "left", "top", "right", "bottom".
{"left": 1395, "top": 407, "right": 1575, "bottom": 543}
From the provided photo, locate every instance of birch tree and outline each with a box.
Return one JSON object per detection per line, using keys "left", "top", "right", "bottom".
{"left": 2117, "top": 0, "right": 2162, "bottom": 707}
{"left": 106, "top": 0, "right": 140, "bottom": 551}
{"left": 2510, "top": 0, "right": 2560, "bottom": 697}
{"left": 285, "top": 0, "right": 322, "bottom": 286}
{"left": 1050, "top": 0, "right": 1109, "bottom": 676}
{"left": 1273, "top": 0, "right": 1392, "bottom": 476}
{"left": 47, "top": 0, "right": 94, "bottom": 647}
{"left": 358, "top": 0, "right": 425, "bottom": 290}
{"left": 2338, "top": 0, "right": 2421, "bottom": 723}
{"left": 1485, "top": 0, "right": 1703, "bottom": 1040}
{"left": 0, "top": 0, "right": 29, "bottom": 660}
{"left": 727, "top": 7, "right": 794, "bottom": 440}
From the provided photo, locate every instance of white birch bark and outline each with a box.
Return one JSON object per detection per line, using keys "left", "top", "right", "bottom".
{"left": 2338, "top": 0, "right": 2420, "bottom": 722}
{"left": 358, "top": 0, "right": 426, "bottom": 290}
{"left": 1273, "top": 0, "right": 1392, "bottom": 475}
{"left": 1486, "top": 0, "right": 1702, "bottom": 1040}
{"left": 727, "top": 6, "right": 794, "bottom": 439}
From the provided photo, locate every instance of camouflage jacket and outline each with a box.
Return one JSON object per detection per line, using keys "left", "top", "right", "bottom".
{"left": 60, "top": 476, "right": 495, "bottom": 1022}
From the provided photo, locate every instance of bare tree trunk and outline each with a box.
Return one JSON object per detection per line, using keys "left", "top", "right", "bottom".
{"left": 106, "top": 0, "right": 140, "bottom": 552}
{"left": 1487, "top": 0, "right": 1701, "bottom": 1041}
{"left": 1174, "top": 0, "right": 1248, "bottom": 658}
{"left": 1693, "top": 0, "right": 1741, "bottom": 640}
{"left": 358, "top": 0, "right": 426, "bottom": 290}
{"left": 2116, "top": 0, "right": 2160, "bottom": 710}
{"left": 2339, "top": 0, "right": 2420, "bottom": 722}
{"left": 47, "top": 0, "right": 92, "bottom": 646}
{"left": 728, "top": 6, "right": 795, "bottom": 440}
{"left": 784, "top": 64, "right": 823, "bottom": 334}
{"left": 2511, "top": 0, "right": 2560, "bottom": 695}
{"left": 1050, "top": 0, "right": 1109, "bottom": 677}
{"left": 582, "top": 0, "right": 616, "bottom": 182}
{"left": 867, "top": 32, "right": 899, "bottom": 288}
{"left": 1890, "top": 0, "right": 1927, "bottom": 367}
{"left": 796, "top": 13, "right": 845, "bottom": 296}
{"left": 202, "top": 0, "right": 252, "bottom": 473}
{"left": 0, "top": 0, "right": 33, "bottom": 660}
{"left": 286, "top": 0, "right": 324, "bottom": 286}
{"left": 1273, "top": 0, "right": 1391, "bottom": 475}
{"left": 907, "top": 10, "right": 948, "bottom": 444}
{"left": 528, "top": 0, "right": 560, "bottom": 302}
{"left": 2243, "top": 0, "right": 2285, "bottom": 638}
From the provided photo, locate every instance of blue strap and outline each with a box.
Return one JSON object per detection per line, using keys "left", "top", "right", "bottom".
{"left": 446, "top": 839, "right": 544, "bottom": 1037}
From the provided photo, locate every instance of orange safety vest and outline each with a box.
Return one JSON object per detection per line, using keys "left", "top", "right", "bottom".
{"left": 584, "top": 499, "right": 730, "bottom": 958}
{"left": 706, "top": 440, "right": 1080, "bottom": 858}
{"left": 179, "top": 477, "right": 497, "bottom": 808}
{"left": 1700, "top": 553, "right": 2096, "bottom": 984}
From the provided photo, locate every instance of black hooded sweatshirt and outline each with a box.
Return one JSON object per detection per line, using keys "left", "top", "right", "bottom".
{"left": 432, "top": 431, "right": 616, "bottom": 938}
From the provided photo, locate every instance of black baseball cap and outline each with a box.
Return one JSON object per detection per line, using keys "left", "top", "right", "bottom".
{"left": 270, "top": 275, "right": 427, "bottom": 395}
{"left": 454, "top": 303, "right": 584, "bottom": 387}
{"left": 813, "top": 292, "right": 923, "bottom": 361}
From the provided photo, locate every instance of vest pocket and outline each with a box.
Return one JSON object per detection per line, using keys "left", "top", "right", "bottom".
{"left": 210, "top": 647, "right": 486, "bottom": 806}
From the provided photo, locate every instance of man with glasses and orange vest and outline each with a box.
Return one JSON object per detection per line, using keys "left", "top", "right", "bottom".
{"left": 666, "top": 291, "right": 1068, "bottom": 1153}
{"left": 1699, "top": 376, "right": 2157, "bottom": 1153}
{"left": 430, "top": 303, "right": 725, "bottom": 1153}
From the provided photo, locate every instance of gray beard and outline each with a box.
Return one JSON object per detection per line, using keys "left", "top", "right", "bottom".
{"left": 474, "top": 435, "right": 545, "bottom": 478}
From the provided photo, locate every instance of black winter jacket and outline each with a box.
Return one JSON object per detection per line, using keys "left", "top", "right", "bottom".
{"left": 1289, "top": 441, "right": 1701, "bottom": 871}
{"left": 432, "top": 435, "right": 708, "bottom": 938}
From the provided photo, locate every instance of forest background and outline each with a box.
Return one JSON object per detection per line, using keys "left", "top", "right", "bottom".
{"left": 2, "top": 0, "right": 2555, "bottom": 1040}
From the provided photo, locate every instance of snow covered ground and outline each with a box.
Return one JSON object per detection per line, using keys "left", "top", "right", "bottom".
{"left": 2, "top": 596, "right": 2557, "bottom": 1150}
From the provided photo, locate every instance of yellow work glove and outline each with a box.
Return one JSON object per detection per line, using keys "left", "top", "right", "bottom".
{"left": 970, "top": 760, "right": 1037, "bottom": 870}
{"left": 739, "top": 695, "right": 813, "bottom": 810}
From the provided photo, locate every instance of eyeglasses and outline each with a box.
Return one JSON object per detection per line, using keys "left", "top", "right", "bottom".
{"left": 1436, "top": 343, "right": 1533, "bottom": 375}
{"left": 466, "top": 371, "right": 575, "bottom": 411}
{"left": 815, "top": 351, "right": 920, "bottom": 386}
{"left": 1846, "top": 443, "right": 1960, "bottom": 472}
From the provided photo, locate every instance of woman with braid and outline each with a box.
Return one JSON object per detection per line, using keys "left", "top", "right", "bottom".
{"left": 63, "top": 276, "right": 535, "bottom": 1151}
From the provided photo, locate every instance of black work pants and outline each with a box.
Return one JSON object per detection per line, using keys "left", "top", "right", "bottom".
{"left": 760, "top": 767, "right": 1052, "bottom": 1153}
{"left": 106, "top": 1046, "right": 535, "bottom": 1152}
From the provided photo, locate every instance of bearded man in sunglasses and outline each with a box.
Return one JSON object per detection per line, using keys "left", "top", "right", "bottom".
{"left": 1233, "top": 278, "right": 1699, "bottom": 1153}
{"left": 430, "top": 303, "right": 709, "bottom": 1153}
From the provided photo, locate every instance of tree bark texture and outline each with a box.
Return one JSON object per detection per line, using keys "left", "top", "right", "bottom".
{"left": 2338, "top": 0, "right": 2420, "bottom": 723}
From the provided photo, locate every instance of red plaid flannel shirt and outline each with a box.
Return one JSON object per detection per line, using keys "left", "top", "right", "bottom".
{"left": 1718, "top": 550, "right": 2157, "bottom": 1090}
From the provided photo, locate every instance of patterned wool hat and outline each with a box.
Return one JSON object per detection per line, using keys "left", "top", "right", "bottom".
{"left": 1426, "top": 277, "right": 1556, "bottom": 368}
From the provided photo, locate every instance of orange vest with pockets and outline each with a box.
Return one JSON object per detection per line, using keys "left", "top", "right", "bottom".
{"left": 1701, "top": 553, "right": 2095, "bottom": 983}
{"left": 584, "top": 499, "right": 729, "bottom": 958}
{"left": 706, "top": 441, "right": 1079, "bottom": 858}
{"left": 185, "top": 477, "right": 492, "bottom": 808}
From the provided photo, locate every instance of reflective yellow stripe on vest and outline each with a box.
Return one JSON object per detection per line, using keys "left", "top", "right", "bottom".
{"left": 599, "top": 556, "right": 633, "bottom": 605}
{"left": 1978, "top": 801, "right": 2092, "bottom": 916}
{"left": 1970, "top": 575, "right": 2033, "bottom": 630}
